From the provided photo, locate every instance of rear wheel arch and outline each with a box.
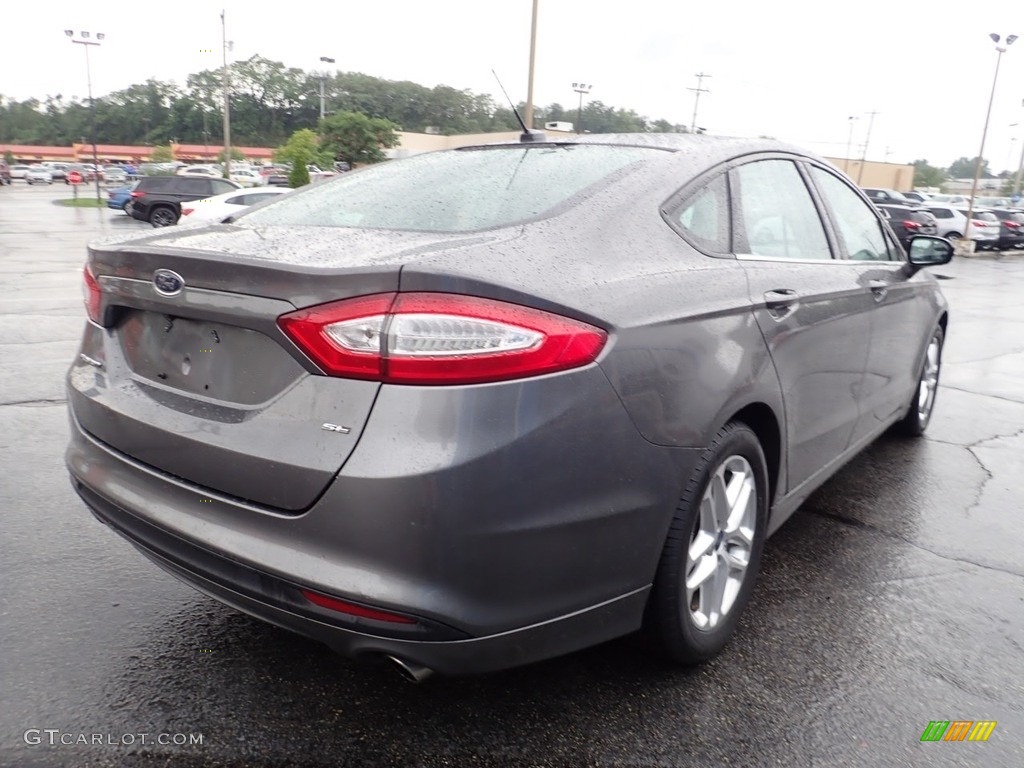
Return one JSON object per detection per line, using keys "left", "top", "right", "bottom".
{"left": 728, "top": 403, "right": 782, "bottom": 506}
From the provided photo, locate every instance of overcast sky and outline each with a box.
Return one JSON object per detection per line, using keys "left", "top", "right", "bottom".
{"left": 4, "top": 0, "right": 1024, "bottom": 171}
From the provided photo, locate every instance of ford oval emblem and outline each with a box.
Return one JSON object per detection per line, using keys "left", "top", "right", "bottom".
{"left": 153, "top": 269, "right": 184, "bottom": 297}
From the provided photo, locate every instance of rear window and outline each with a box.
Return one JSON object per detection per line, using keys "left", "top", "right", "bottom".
{"left": 239, "top": 144, "right": 661, "bottom": 232}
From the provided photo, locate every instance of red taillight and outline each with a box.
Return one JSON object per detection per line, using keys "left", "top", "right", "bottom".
{"left": 971, "top": 220, "right": 990, "bottom": 227}
{"left": 1005, "top": 220, "right": 1021, "bottom": 228}
{"left": 278, "top": 292, "right": 607, "bottom": 385}
{"left": 300, "top": 589, "right": 417, "bottom": 624}
{"left": 130, "top": 190, "right": 145, "bottom": 198}
{"left": 181, "top": 207, "right": 194, "bottom": 216}
{"left": 902, "top": 220, "right": 921, "bottom": 231}
{"left": 82, "top": 264, "right": 101, "bottom": 323}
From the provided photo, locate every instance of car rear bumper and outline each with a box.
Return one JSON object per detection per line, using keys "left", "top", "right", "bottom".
{"left": 65, "top": 365, "right": 696, "bottom": 674}
{"left": 69, "top": 473, "right": 651, "bottom": 675}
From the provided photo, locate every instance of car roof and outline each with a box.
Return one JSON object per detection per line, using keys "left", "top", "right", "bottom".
{"left": 457, "top": 132, "right": 828, "bottom": 166}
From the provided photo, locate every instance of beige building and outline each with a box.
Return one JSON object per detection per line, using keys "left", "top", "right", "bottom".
{"left": 390, "top": 133, "right": 915, "bottom": 192}
{"left": 389, "top": 131, "right": 524, "bottom": 158}
{"left": 825, "top": 158, "right": 915, "bottom": 192}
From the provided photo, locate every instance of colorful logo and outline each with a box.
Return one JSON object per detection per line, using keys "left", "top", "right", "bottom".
{"left": 920, "top": 721, "right": 997, "bottom": 742}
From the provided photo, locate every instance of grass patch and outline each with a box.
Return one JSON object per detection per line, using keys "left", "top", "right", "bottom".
{"left": 54, "top": 197, "right": 106, "bottom": 208}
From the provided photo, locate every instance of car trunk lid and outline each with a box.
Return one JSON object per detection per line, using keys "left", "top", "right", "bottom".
{"left": 69, "top": 225, "right": 512, "bottom": 511}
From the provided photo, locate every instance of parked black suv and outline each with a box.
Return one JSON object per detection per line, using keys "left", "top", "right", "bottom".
{"left": 129, "top": 175, "right": 241, "bottom": 227}
{"left": 863, "top": 187, "right": 918, "bottom": 206}
{"left": 876, "top": 204, "right": 939, "bottom": 248}
{"left": 985, "top": 208, "right": 1024, "bottom": 250}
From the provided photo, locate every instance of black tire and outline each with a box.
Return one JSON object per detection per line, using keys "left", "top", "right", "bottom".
{"left": 895, "top": 326, "right": 943, "bottom": 437}
{"left": 644, "top": 421, "right": 769, "bottom": 664}
{"left": 946, "top": 231, "right": 962, "bottom": 240}
{"left": 149, "top": 206, "right": 177, "bottom": 227}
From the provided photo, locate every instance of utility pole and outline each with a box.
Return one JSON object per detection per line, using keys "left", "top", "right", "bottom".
{"left": 845, "top": 116, "right": 858, "bottom": 173}
{"left": 221, "top": 9, "right": 232, "bottom": 179}
{"left": 688, "top": 73, "right": 711, "bottom": 134}
{"left": 857, "top": 110, "right": 878, "bottom": 184}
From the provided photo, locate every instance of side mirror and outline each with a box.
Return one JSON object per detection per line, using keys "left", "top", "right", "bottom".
{"left": 906, "top": 235, "right": 954, "bottom": 270}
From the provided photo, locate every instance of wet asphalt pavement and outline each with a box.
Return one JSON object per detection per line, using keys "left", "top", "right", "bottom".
{"left": 1, "top": 182, "right": 1022, "bottom": 768}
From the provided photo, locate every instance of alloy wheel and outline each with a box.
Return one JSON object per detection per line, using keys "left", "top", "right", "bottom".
{"left": 686, "top": 455, "right": 756, "bottom": 631}
{"left": 918, "top": 334, "right": 940, "bottom": 422}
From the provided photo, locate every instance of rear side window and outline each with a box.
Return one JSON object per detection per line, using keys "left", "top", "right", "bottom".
{"left": 928, "top": 208, "right": 953, "bottom": 219}
{"left": 140, "top": 177, "right": 176, "bottom": 192}
{"left": 673, "top": 172, "right": 730, "bottom": 253}
{"left": 240, "top": 144, "right": 661, "bottom": 232}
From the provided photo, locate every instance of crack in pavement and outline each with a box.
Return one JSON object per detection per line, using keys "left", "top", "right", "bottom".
{"left": 805, "top": 509, "right": 1024, "bottom": 580}
{"left": 0, "top": 398, "right": 67, "bottom": 407}
{"left": 926, "top": 427, "right": 1024, "bottom": 515}
{"left": 939, "top": 384, "right": 1024, "bottom": 405}
{"left": 964, "top": 427, "right": 1024, "bottom": 518}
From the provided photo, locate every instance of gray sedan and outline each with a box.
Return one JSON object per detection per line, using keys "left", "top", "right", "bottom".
{"left": 65, "top": 134, "right": 952, "bottom": 680}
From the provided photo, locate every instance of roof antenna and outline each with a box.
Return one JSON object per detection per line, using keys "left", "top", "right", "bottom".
{"left": 492, "top": 69, "right": 546, "bottom": 143}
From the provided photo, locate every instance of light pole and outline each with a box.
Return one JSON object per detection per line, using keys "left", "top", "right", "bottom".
{"left": 525, "top": 0, "right": 539, "bottom": 129}
{"left": 1013, "top": 101, "right": 1024, "bottom": 198}
{"left": 572, "top": 82, "right": 591, "bottom": 134}
{"left": 319, "top": 56, "right": 335, "bottom": 121}
{"left": 65, "top": 29, "right": 104, "bottom": 203}
{"left": 845, "top": 115, "right": 858, "bottom": 174}
{"left": 688, "top": 73, "right": 711, "bottom": 134}
{"left": 221, "top": 9, "right": 233, "bottom": 179}
{"left": 965, "top": 33, "right": 1017, "bottom": 233}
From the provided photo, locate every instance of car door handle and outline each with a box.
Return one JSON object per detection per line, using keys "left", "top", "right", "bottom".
{"left": 763, "top": 289, "right": 799, "bottom": 320}
{"left": 763, "top": 289, "right": 799, "bottom": 309}
{"left": 869, "top": 281, "right": 888, "bottom": 302}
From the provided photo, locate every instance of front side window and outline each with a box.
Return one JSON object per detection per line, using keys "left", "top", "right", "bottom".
{"left": 811, "top": 167, "right": 898, "bottom": 261}
{"left": 735, "top": 160, "right": 831, "bottom": 260}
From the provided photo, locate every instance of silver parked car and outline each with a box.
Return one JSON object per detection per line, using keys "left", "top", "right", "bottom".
{"left": 66, "top": 135, "right": 953, "bottom": 679}
{"left": 25, "top": 166, "right": 54, "bottom": 185}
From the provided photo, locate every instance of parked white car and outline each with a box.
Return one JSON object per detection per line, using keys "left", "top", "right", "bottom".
{"left": 176, "top": 165, "right": 222, "bottom": 179}
{"left": 25, "top": 167, "right": 54, "bottom": 185}
{"left": 9, "top": 165, "right": 32, "bottom": 180}
{"left": 925, "top": 204, "right": 999, "bottom": 246}
{"left": 928, "top": 194, "right": 971, "bottom": 206}
{"left": 177, "top": 186, "right": 291, "bottom": 224}
{"left": 307, "top": 165, "right": 337, "bottom": 182}
{"left": 230, "top": 168, "right": 264, "bottom": 187}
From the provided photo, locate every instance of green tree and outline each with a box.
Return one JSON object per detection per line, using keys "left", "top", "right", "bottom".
{"left": 3, "top": 150, "right": 13, "bottom": 165}
{"left": 318, "top": 111, "right": 399, "bottom": 166}
{"left": 277, "top": 128, "right": 323, "bottom": 187}
{"left": 948, "top": 156, "right": 991, "bottom": 179}
{"left": 912, "top": 159, "right": 947, "bottom": 188}
{"left": 149, "top": 144, "right": 174, "bottom": 162}
{"left": 288, "top": 163, "right": 311, "bottom": 188}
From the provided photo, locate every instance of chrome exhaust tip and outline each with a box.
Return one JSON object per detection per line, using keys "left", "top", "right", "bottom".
{"left": 385, "top": 655, "right": 434, "bottom": 683}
